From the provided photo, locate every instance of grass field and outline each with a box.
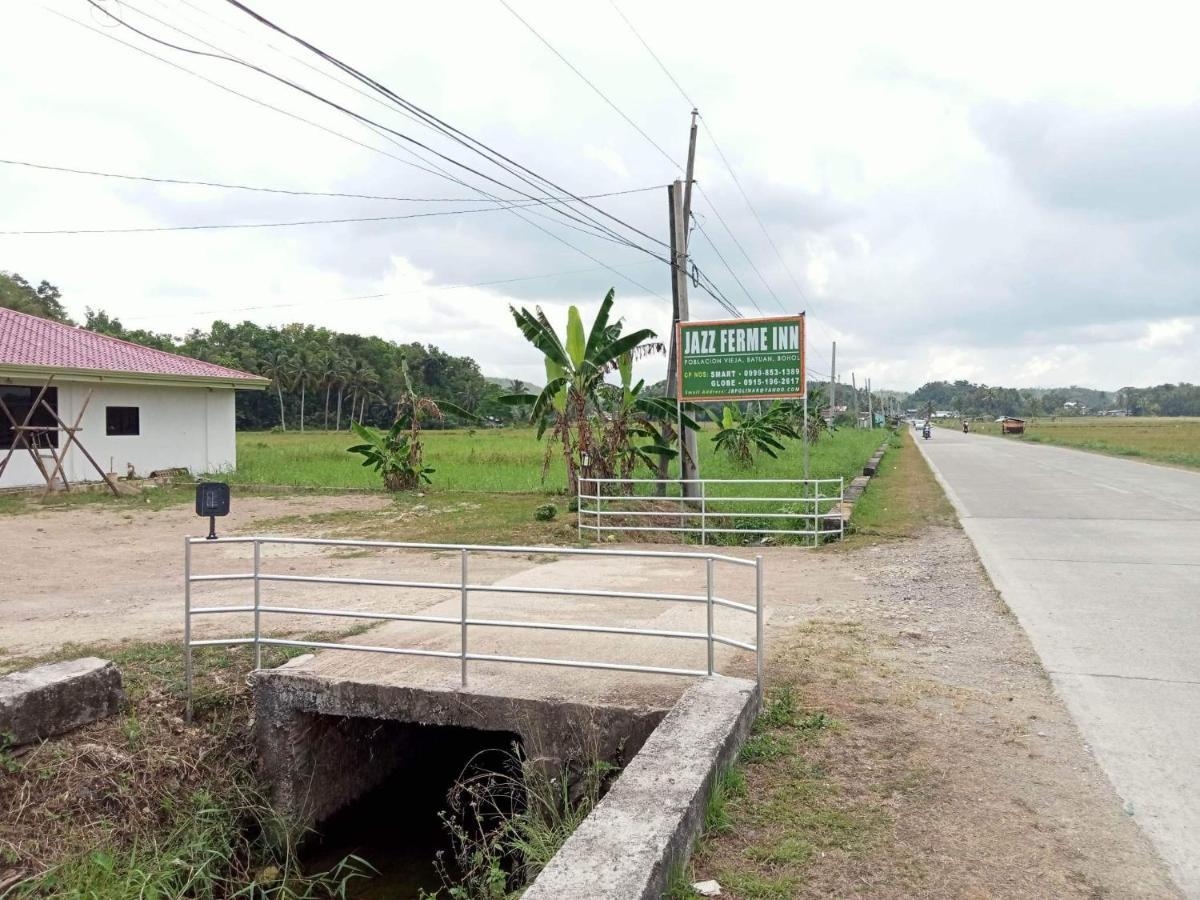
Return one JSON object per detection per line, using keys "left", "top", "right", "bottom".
{"left": 221, "top": 426, "right": 886, "bottom": 496}
{"left": 954, "top": 416, "right": 1200, "bottom": 470}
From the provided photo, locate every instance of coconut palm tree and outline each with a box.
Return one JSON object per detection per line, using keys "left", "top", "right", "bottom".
{"left": 319, "top": 349, "right": 340, "bottom": 430}
{"left": 259, "top": 350, "right": 290, "bottom": 431}
{"left": 287, "top": 347, "right": 319, "bottom": 432}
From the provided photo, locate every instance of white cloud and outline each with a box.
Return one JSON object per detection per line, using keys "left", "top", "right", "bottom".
{"left": 1138, "top": 318, "right": 1196, "bottom": 350}
{"left": 2, "top": 0, "right": 1199, "bottom": 391}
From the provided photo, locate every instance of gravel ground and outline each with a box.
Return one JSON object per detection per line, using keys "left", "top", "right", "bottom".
{"left": 846, "top": 525, "right": 1178, "bottom": 897}
{"left": 694, "top": 523, "right": 1179, "bottom": 898}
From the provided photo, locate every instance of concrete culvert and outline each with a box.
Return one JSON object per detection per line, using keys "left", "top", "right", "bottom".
{"left": 299, "top": 720, "right": 522, "bottom": 897}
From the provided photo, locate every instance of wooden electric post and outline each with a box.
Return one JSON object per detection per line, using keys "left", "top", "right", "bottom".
{"left": 830, "top": 340, "right": 837, "bottom": 420}
{"left": 665, "top": 110, "right": 700, "bottom": 497}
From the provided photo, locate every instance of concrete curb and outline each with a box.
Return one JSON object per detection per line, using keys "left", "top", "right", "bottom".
{"left": 838, "top": 437, "right": 892, "bottom": 522}
{"left": 523, "top": 676, "right": 759, "bottom": 900}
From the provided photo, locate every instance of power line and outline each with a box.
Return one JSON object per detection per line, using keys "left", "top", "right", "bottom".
{"left": 215, "top": 0, "right": 673, "bottom": 254}
{"left": 689, "top": 215, "right": 763, "bottom": 316}
{"left": 0, "top": 157, "right": 663, "bottom": 205}
{"left": 604, "top": 4, "right": 827, "bottom": 325}
{"left": 51, "top": 2, "right": 691, "bottom": 282}
{"left": 209, "top": 0, "right": 745, "bottom": 316}
{"left": 495, "top": 0, "right": 681, "bottom": 173}
{"left": 489, "top": 0, "right": 757, "bottom": 319}
{"left": 692, "top": 195, "right": 782, "bottom": 312}
{"left": 122, "top": 259, "right": 663, "bottom": 319}
{"left": 86, "top": 0, "right": 671, "bottom": 258}
{"left": 49, "top": 6, "right": 678, "bottom": 305}
{"left": 606, "top": 0, "right": 696, "bottom": 109}
{"left": 0, "top": 200, "right": 645, "bottom": 235}
{"left": 51, "top": 3, "right": 736, "bottom": 309}
{"left": 698, "top": 115, "right": 816, "bottom": 313}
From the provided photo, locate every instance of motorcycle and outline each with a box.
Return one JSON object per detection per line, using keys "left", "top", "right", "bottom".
{"left": 922, "top": 425, "right": 931, "bottom": 439}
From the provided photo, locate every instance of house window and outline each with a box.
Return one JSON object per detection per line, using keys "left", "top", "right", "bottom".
{"left": 0, "top": 386, "right": 58, "bottom": 449}
{"left": 106, "top": 406, "right": 140, "bottom": 436}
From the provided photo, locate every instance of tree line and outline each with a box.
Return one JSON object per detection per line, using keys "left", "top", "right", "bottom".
{"left": 908, "top": 379, "right": 1200, "bottom": 418}
{"left": 1, "top": 271, "right": 522, "bottom": 431}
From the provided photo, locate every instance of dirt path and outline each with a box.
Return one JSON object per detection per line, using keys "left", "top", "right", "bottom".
{"left": 692, "top": 525, "right": 1178, "bottom": 898}
{"left": 1, "top": 494, "right": 536, "bottom": 660}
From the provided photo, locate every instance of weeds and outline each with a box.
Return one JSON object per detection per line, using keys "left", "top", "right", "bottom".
{"left": 428, "top": 747, "right": 618, "bottom": 899}
{"left": 703, "top": 766, "right": 746, "bottom": 836}
{"left": 0, "top": 641, "right": 372, "bottom": 898}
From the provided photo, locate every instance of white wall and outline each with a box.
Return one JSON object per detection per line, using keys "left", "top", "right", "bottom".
{"left": 0, "top": 380, "right": 238, "bottom": 488}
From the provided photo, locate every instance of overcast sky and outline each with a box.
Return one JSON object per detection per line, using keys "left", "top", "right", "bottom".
{"left": 2, "top": 0, "right": 1197, "bottom": 390}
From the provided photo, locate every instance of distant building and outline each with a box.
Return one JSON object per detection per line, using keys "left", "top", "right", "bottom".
{"left": 0, "top": 308, "right": 268, "bottom": 488}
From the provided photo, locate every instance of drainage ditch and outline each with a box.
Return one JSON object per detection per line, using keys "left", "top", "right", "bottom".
{"left": 300, "top": 721, "right": 521, "bottom": 897}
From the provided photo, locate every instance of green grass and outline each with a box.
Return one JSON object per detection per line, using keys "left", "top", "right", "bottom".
{"left": 848, "top": 429, "right": 956, "bottom": 542}
{"left": 221, "top": 426, "right": 885, "bottom": 496}
{"left": 953, "top": 416, "right": 1200, "bottom": 470}
{"left": 0, "top": 637, "right": 374, "bottom": 898}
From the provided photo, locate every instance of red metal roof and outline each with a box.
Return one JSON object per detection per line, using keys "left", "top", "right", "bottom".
{"left": 0, "top": 307, "right": 265, "bottom": 384}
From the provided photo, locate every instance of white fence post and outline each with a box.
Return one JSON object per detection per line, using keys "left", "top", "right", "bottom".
{"left": 706, "top": 557, "right": 715, "bottom": 675}
{"left": 253, "top": 539, "right": 262, "bottom": 671}
{"left": 460, "top": 549, "right": 469, "bottom": 687}
{"left": 755, "top": 554, "right": 764, "bottom": 687}
{"left": 184, "top": 536, "right": 193, "bottom": 724}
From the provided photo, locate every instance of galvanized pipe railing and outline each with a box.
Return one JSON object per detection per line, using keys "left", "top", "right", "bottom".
{"left": 577, "top": 476, "right": 845, "bottom": 546}
{"left": 183, "top": 537, "right": 763, "bottom": 722}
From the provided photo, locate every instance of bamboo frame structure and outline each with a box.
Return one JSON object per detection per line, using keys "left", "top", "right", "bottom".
{"left": 0, "top": 376, "right": 119, "bottom": 495}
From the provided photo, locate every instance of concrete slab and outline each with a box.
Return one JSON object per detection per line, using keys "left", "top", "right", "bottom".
{"left": 917, "top": 428, "right": 1200, "bottom": 896}
{"left": 277, "top": 549, "right": 765, "bottom": 711}
{"left": 0, "top": 657, "right": 123, "bottom": 745}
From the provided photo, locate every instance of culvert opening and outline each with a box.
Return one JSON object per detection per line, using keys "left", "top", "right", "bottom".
{"left": 301, "top": 721, "right": 522, "bottom": 898}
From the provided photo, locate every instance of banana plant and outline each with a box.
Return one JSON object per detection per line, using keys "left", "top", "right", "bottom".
{"left": 712, "top": 403, "right": 792, "bottom": 466}
{"left": 502, "top": 289, "right": 660, "bottom": 493}
{"left": 595, "top": 349, "right": 703, "bottom": 485}
{"left": 349, "top": 359, "right": 476, "bottom": 491}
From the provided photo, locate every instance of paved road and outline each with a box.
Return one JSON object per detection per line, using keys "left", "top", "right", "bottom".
{"left": 916, "top": 427, "right": 1200, "bottom": 896}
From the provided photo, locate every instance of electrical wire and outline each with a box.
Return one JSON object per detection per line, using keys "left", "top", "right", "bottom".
{"left": 121, "top": 259, "right": 664, "bottom": 319}
{"left": 0, "top": 201, "right": 636, "bottom": 235}
{"left": 0, "top": 157, "right": 664, "bottom": 204}
{"left": 603, "top": 2, "right": 837, "bottom": 332}
{"left": 496, "top": 0, "right": 680, "bottom": 173}
{"left": 216, "top": 0, "right": 674, "bottom": 254}
{"left": 490, "top": 0, "right": 767, "bottom": 319}
{"left": 606, "top": 0, "right": 696, "bottom": 109}
{"left": 47, "top": 2, "right": 735, "bottom": 311}
{"left": 45, "top": 4, "right": 672, "bottom": 280}
{"left": 86, "top": 0, "right": 670, "bottom": 258}
{"left": 699, "top": 116, "right": 817, "bottom": 314}
{"left": 689, "top": 215, "right": 762, "bottom": 316}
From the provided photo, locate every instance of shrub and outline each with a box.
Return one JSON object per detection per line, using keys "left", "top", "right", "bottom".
{"left": 533, "top": 503, "right": 557, "bottom": 521}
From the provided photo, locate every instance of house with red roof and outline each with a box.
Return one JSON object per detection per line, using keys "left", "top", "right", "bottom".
{"left": 0, "top": 307, "right": 268, "bottom": 488}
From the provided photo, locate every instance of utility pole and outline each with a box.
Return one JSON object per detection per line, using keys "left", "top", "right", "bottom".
{"left": 829, "top": 341, "right": 837, "bottom": 420}
{"left": 867, "top": 378, "right": 873, "bottom": 429}
{"left": 851, "top": 372, "right": 858, "bottom": 427}
{"left": 664, "top": 110, "right": 700, "bottom": 497}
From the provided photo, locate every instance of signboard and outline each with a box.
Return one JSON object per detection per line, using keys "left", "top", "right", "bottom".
{"left": 677, "top": 314, "right": 805, "bottom": 402}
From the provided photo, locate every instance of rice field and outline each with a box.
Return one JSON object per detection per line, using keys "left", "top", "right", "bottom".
{"left": 963, "top": 416, "right": 1200, "bottom": 470}
{"left": 220, "top": 425, "right": 885, "bottom": 496}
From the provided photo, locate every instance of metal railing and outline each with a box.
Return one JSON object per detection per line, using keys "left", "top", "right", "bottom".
{"left": 577, "top": 477, "right": 845, "bottom": 546}
{"left": 183, "top": 536, "right": 763, "bottom": 721}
